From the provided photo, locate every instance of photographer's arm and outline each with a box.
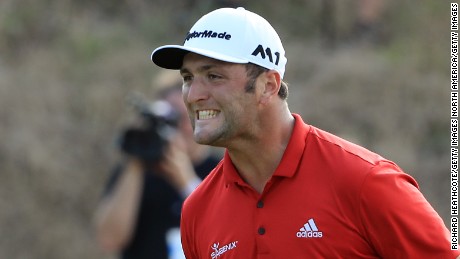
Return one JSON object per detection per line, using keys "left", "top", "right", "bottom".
{"left": 93, "top": 159, "right": 144, "bottom": 253}
{"left": 159, "top": 135, "right": 202, "bottom": 198}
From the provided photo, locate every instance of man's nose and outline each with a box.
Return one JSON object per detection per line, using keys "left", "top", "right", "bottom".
{"left": 186, "top": 77, "right": 209, "bottom": 103}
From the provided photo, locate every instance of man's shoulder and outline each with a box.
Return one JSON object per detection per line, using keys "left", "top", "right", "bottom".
{"left": 307, "top": 125, "right": 384, "bottom": 167}
{"left": 303, "top": 125, "right": 398, "bottom": 190}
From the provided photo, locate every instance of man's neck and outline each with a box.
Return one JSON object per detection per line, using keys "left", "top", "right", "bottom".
{"left": 227, "top": 111, "right": 295, "bottom": 193}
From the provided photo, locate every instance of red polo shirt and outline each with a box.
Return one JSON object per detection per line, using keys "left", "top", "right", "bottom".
{"left": 181, "top": 114, "right": 456, "bottom": 258}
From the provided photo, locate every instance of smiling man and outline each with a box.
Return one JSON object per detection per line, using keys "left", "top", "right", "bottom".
{"left": 150, "top": 7, "right": 458, "bottom": 258}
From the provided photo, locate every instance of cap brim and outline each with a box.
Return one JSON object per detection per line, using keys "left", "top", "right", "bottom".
{"left": 151, "top": 45, "right": 248, "bottom": 70}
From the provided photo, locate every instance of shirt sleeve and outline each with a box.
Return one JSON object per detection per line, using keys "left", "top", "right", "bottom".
{"left": 359, "top": 161, "right": 458, "bottom": 258}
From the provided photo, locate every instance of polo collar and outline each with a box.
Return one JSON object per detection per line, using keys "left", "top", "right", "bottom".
{"left": 223, "top": 113, "right": 310, "bottom": 185}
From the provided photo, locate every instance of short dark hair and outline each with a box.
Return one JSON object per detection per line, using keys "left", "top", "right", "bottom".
{"left": 244, "top": 63, "right": 288, "bottom": 100}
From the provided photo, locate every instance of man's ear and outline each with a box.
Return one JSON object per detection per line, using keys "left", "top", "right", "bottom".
{"left": 260, "top": 70, "right": 281, "bottom": 104}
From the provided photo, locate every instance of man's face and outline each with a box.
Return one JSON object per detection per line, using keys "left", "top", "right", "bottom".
{"left": 164, "top": 90, "right": 194, "bottom": 139}
{"left": 180, "top": 53, "right": 259, "bottom": 147}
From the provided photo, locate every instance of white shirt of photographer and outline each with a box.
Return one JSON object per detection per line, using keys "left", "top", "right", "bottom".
{"left": 167, "top": 227, "right": 186, "bottom": 259}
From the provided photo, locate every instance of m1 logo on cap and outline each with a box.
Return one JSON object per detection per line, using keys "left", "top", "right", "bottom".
{"left": 251, "top": 44, "right": 280, "bottom": 65}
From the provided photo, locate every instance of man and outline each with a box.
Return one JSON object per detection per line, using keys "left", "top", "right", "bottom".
{"left": 94, "top": 81, "right": 221, "bottom": 259}
{"left": 150, "top": 7, "right": 458, "bottom": 258}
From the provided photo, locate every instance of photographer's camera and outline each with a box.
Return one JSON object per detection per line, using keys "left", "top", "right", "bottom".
{"left": 118, "top": 98, "right": 180, "bottom": 163}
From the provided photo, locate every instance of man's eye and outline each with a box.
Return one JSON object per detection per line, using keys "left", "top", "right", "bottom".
{"left": 208, "top": 74, "right": 221, "bottom": 80}
{"left": 182, "top": 75, "right": 193, "bottom": 82}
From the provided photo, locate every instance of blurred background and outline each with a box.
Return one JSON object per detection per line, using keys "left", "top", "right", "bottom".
{"left": 0, "top": 0, "right": 450, "bottom": 258}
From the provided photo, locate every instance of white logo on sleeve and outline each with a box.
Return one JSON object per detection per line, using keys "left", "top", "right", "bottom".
{"left": 296, "top": 218, "right": 323, "bottom": 238}
{"left": 210, "top": 240, "right": 238, "bottom": 259}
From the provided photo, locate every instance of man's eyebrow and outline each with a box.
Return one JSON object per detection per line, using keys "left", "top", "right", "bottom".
{"left": 179, "top": 67, "right": 189, "bottom": 75}
{"left": 180, "top": 64, "right": 219, "bottom": 74}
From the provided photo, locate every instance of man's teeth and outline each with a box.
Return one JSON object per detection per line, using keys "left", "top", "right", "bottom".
{"left": 197, "top": 110, "right": 218, "bottom": 120}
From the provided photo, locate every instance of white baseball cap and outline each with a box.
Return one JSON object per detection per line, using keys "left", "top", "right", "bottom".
{"left": 151, "top": 7, "right": 288, "bottom": 79}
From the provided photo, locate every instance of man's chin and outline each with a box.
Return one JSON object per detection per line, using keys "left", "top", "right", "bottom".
{"left": 193, "top": 132, "right": 219, "bottom": 146}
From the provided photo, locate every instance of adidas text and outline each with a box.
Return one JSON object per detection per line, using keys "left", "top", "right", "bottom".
{"left": 296, "top": 231, "right": 323, "bottom": 238}
{"left": 185, "top": 30, "right": 231, "bottom": 42}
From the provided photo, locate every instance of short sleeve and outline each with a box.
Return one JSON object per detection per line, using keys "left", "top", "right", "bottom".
{"left": 359, "top": 161, "right": 458, "bottom": 258}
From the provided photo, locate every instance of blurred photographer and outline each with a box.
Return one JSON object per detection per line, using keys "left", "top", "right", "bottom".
{"left": 94, "top": 76, "right": 221, "bottom": 259}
